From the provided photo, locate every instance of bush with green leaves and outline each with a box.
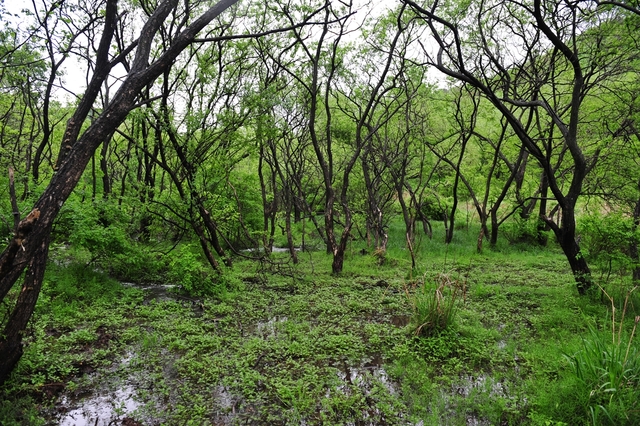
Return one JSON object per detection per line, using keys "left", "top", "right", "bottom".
{"left": 502, "top": 215, "right": 548, "bottom": 246}
{"left": 579, "top": 212, "right": 638, "bottom": 274}
{"left": 167, "top": 244, "right": 210, "bottom": 295}
{"left": 54, "top": 196, "right": 132, "bottom": 264}
{"left": 108, "top": 245, "right": 168, "bottom": 283}
{"left": 166, "top": 243, "right": 241, "bottom": 297}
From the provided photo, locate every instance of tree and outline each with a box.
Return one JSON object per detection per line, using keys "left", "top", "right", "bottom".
{"left": 275, "top": 1, "right": 412, "bottom": 273}
{"left": 0, "top": 0, "right": 241, "bottom": 385}
{"left": 350, "top": 13, "right": 425, "bottom": 262}
{"left": 403, "top": 0, "right": 636, "bottom": 294}
{"left": 0, "top": 12, "right": 48, "bottom": 200}
{"left": 143, "top": 37, "right": 258, "bottom": 270}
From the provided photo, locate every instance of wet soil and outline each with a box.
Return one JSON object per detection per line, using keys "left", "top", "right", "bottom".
{"left": 45, "top": 280, "right": 406, "bottom": 425}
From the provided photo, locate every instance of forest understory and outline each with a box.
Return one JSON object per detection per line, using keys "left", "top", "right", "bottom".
{"left": 2, "top": 0, "right": 640, "bottom": 424}
{"left": 1, "top": 224, "right": 638, "bottom": 426}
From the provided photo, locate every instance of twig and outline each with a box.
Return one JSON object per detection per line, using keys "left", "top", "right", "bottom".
{"left": 8, "top": 167, "right": 19, "bottom": 232}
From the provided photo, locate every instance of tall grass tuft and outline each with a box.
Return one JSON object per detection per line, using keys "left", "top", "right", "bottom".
{"left": 566, "top": 286, "right": 640, "bottom": 425}
{"left": 408, "top": 272, "right": 465, "bottom": 337}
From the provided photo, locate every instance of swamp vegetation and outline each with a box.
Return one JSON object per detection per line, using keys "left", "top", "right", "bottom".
{"left": 1, "top": 0, "right": 640, "bottom": 424}
{"left": 1, "top": 222, "right": 639, "bottom": 425}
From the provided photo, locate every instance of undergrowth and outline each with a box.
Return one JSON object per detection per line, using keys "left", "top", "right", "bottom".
{"left": 1, "top": 223, "right": 639, "bottom": 425}
{"left": 565, "top": 286, "right": 640, "bottom": 425}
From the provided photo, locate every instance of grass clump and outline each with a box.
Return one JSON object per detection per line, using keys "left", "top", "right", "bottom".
{"left": 409, "top": 272, "right": 465, "bottom": 337}
{"left": 565, "top": 286, "right": 640, "bottom": 426}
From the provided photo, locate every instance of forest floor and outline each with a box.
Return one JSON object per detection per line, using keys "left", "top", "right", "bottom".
{"left": 0, "top": 232, "right": 638, "bottom": 425}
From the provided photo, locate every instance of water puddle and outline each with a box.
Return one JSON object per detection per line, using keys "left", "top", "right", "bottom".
{"left": 121, "top": 282, "right": 205, "bottom": 317}
{"left": 443, "top": 374, "right": 511, "bottom": 425}
{"left": 336, "top": 354, "right": 395, "bottom": 393}
{"left": 242, "top": 246, "right": 303, "bottom": 253}
{"left": 121, "top": 282, "right": 180, "bottom": 303}
{"left": 210, "top": 384, "right": 250, "bottom": 424}
{"left": 453, "top": 374, "right": 507, "bottom": 398}
{"left": 54, "top": 349, "right": 144, "bottom": 425}
{"left": 255, "top": 316, "right": 288, "bottom": 338}
{"left": 327, "top": 354, "right": 401, "bottom": 424}
{"left": 58, "top": 384, "right": 140, "bottom": 426}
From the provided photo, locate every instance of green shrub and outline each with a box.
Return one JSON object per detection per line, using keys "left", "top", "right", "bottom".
{"left": 502, "top": 216, "right": 548, "bottom": 246}
{"left": 167, "top": 244, "right": 212, "bottom": 295}
{"left": 109, "top": 246, "right": 167, "bottom": 283}
{"left": 166, "top": 244, "right": 242, "bottom": 298}
{"left": 54, "top": 196, "right": 132, "bottom": 265}
{"left": 579, "top": 212, "right": 637, "bottom": 273}
{"left": 42, "top": 263, "right": 122, "bottom": 304}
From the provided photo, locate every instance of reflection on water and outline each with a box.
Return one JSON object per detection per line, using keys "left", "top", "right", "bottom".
{"left": 58, "top": 385, "right": 139, "bottom": 426}
{"left": 121, "top": 282, "right": 180, "bottom": 303}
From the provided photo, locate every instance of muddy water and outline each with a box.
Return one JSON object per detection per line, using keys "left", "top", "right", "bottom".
{"left": 121, "top": 282, "right": 180, "bottom": 303}
{"left": 55, "top": 350, "right": 141, "bottom": 425}
{"left": 50, "top": 283, "right": 182, "bottom": 425}
{"left": 48, "top": 283, "right": 411, "bottom": 425}
{"left": 58, "top": 385, "right": 140, "bottom": 426}
{"left": 336, "top": 354, "right": 395, "bottom": 394}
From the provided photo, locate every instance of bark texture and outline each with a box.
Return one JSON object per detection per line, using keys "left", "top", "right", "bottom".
{"left": 0, "top": 0, "right": 240, "bottom": 385}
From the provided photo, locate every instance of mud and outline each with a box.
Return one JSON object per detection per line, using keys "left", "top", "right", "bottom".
{"left": 46, "top": 286, "right": 410, "bottom": 425}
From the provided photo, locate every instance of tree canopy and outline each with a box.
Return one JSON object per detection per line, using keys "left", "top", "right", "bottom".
{"left": 1, "top": 0, "right": 640, "bottom": 384}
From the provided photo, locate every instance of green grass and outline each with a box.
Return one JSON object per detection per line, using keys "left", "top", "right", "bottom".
{"left": 1, "top": 222, "right": 639, "bottom": 425}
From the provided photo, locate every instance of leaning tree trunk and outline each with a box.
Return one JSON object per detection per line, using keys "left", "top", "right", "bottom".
{"left": 543, "top": 208, "right": 593, "bottom": 295}
{"left": 561, "top": 238, "right": 592, "bottom": 296}
{"left": 0, "top": 232, "right": 50, "bottom": 381}
{"left": 0, "top": 0, "right": 240, "bottom": 386}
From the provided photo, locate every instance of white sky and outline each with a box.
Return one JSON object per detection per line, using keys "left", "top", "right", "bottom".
{"left": 3, "top": 0, "right": 445, "bottom": 103}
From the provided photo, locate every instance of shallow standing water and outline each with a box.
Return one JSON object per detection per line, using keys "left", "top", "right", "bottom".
{"left": 58, "top": 384, "right": 140, "bottom": 426}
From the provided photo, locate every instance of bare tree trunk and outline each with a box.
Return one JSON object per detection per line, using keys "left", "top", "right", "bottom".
{"left": 543, "top": 209, "right": 592, "bottom": 295}
{"left": 0, "top": 0, "right": 240, "bottom": 385}
{"left": 194, "top": 223, "right": 220, "bottom": 271}
{"left": 198, "top": 205, "right": 231, "bottom": 267}
{"left": 631, "top": 182, "right": 640, "bottom": 282}
{"left": 537, "top": 173, "right": 550, "bottom": 246}
{"left": 258, "top": 144, "right": 276, "bottom": 255}
{"left": 100, "top": 134, "right": 112, "bottom": 198}
{"left": 489, "top": 147, "right": 528, "bottom": 247}
{"left": 0, "top": 232, "right": 50, "bottom": 384}
{"left": 284, "top": 198, "right": 298, "bottom": 264}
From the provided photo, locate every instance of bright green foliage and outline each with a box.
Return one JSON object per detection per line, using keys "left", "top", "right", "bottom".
{"left": 167, "top": 244, "right": 214, "bottom": 296}
{"left": 566, "top": 323, "right": 640, "bottom": 425}
{"left": 564, "top": 287, "right": 640, "bottom": 426}
{"left": 580, "top": 213, "right": 638, "bottom": 273}
{"left": 55, "top": 196, "right": 130, "bottom": 263}
{"left": 501, "top": 216, "right": 549, "bottom": 247}
{"left": 224, "top": 166, "right": 265, "bottom": 248}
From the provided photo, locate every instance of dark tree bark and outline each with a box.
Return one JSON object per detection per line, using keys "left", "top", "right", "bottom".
{"left": 403, "top": 0, "right": 628, "bottom": 293}
{"left": 0, "top": 0, "right": 240, "bottom": 385}
{"left": 631, "top": 187, "right": 640, "bottom": 283}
